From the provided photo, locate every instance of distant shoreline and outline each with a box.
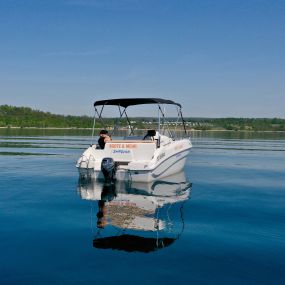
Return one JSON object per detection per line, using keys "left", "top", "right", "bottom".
{"left": 1, "top": 126, "right": 285, "bottom": 133}
{"left": 1, "top": 106, "right": 285, "bottom": 132}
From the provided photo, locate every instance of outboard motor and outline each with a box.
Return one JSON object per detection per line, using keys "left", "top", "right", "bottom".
{"left": 101, "top": 157, "right": 116, "bottom": 182}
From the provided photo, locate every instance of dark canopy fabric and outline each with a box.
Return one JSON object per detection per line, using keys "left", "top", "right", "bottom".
{"left": 93, "top": 234, "right": 175, "bottom": 253}
{"left": 94, "top": 98, "right": 181, "bottom": 108}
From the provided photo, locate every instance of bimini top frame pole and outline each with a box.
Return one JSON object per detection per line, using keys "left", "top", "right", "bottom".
{"left": 92, "top": 98, "right": 186, "bottom": 138}
{"left": 115, "top": 106, "right": 135, "bottom": 136}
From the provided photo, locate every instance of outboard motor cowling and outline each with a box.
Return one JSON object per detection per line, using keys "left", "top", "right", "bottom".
{"left": 101, "top": 157, "right": 116, "bottom": 182}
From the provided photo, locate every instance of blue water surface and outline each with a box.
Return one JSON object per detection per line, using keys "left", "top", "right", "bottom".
{"left": 0, "top": 131, "right": 285, "bottom": 285}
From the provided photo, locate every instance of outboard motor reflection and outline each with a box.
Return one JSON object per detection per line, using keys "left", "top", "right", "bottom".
{"left": 101, "top": 157, "right": 116, "bottom": 182}
{"left": 97, "top": 182, "right": 117, "bottom": 229}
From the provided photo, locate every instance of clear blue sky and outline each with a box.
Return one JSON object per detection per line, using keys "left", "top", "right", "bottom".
{"left": 0, "top": 0, "right": 284, "bottom": 117}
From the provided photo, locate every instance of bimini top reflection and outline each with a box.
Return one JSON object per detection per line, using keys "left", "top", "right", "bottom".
{"left": 77, "top": 171, "right": 191, "bottom": 253}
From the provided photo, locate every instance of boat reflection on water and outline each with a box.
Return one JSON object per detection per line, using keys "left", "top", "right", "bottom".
{"left": 77, "top": 171, "right": 192, "bottom": 253}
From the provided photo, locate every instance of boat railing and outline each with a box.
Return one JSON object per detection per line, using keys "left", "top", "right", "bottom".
{"left": 78, "top": 153, "right": 96, "bottom": 168}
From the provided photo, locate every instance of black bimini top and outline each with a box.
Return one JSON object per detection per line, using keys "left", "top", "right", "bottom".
{"left": 94, "top": 98, "right": 181, "bottom": 108}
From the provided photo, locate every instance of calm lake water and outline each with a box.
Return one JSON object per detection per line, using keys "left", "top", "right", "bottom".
{"left": 0, "top": 129, "right": 285, "bottom": 285}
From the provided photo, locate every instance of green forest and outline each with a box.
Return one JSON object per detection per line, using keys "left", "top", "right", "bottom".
{"left": 0, "top": 105, "right": 93, "bottom": 128}
{"left": 1, "top": 105, "right": 285, "bottom": 131}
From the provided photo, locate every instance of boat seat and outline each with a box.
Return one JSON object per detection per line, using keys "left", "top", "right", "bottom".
{"left": 143, "top": 129, "right": 156, "bottom": 140}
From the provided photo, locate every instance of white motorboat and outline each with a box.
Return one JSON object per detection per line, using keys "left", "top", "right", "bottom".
{"left": 76, "top": 98, "right": 192, "bottom": 182}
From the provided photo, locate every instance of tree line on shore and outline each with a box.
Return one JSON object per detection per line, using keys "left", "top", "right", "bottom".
{"left": 1, "top": 105, "right": 284, "bottom": 131}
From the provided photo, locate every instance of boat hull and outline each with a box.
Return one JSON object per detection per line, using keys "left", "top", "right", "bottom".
{"left": 78, "top": 147, "right": 191, "bottom": 182}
